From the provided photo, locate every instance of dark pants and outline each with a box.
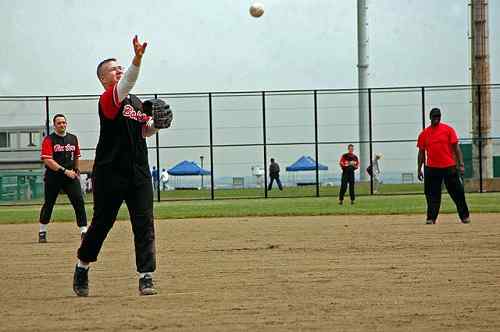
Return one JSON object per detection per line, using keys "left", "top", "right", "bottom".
{"left": 424, "top": 166, "right": 470, "bottom": 222}
{"left": 268, "top": 175, "right": 283, "bottom": 191}
{"left": 39, "top": 174, "right": 87, "bottom": 227}
{"left": 339, "top": 168, "right": 355, "bottom": 202}
{"left": 78, "top": 170, "right": 156, "bottom": 273}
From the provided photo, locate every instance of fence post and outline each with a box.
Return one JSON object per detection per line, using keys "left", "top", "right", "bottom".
{"left": 45, "top": 96, "right": 50, "bottom": 136}
{"left": 154, "top": 94, "right": 161, "bottom": 202}
{"left": 313, "top": 90, "right": 320, "bottom": 197}
{"left": 208, "top": 93, "right": 215, "bottom": 200}
{"left": 368, "top": 88, "right": 373, "bottom": 195}
{"left": 477, "top": 85, "right": 483, "bottom": 193}
{"left": 421, "top": 87, "right": 426, "bottom": 130}
{"left": 262, "top": 91, "right": 268, "bottom": 198}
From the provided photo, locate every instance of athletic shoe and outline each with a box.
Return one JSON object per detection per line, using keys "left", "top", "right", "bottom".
{"left": 81, "top": 232, "right": 86, "bottom": 241}
{"left": 139, "top": 275, "right": 157, "bottom": 296}
{"left": 73, "top": 265, "right": 89, "bottom": 297}
{"left": 425, "top": 219, "right": 436, "bottom": 225}
{"left": 461, "top": 217, "right": 471, "bottom": 224}
{"left": 38, "top": 231, "right": 47, "bottom": 243}
{"left": 338, "top": 200, "right": 343, "bottom": 205}
{"left": 351, "top": 200, "right": 355, "bottom": 205}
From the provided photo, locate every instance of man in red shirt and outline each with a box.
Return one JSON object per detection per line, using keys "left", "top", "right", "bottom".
{"left": 338, "top": 144, "right": 359, "bottom": 205}
{"left": 417, "top": 108, "right": 470, "bottom": 224}
{"left": 39, "top": 114, "right": 87, "bottom": 243}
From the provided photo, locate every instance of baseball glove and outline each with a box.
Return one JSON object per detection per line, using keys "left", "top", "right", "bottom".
{"left": 143, "top": 98, "right": 173, "bottom": 129}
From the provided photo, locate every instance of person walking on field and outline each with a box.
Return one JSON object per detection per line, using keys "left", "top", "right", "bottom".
{"left": 151, "top": 166, "right": 159, "bottom": 191}
{"left": 268, "top": 158, "right": 283, "bottom": 191}
{"left": 417, "top": 107, "right": 470, "bottom": 225}
{"left": 73, "top": 35, "right": 173, "bottom": 297}
{"left": 39, "top": 114, "right": 87, "bottom": 243}
{"left": 338, "top": 144, "right": 359, "bottom": 205}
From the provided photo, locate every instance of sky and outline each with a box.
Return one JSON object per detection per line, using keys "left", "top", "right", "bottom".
{"left": 2, "top": 0, "right": 499, "bottom": 94}
{"left": 1, "top": 0, "right": 499, "bottom": 182}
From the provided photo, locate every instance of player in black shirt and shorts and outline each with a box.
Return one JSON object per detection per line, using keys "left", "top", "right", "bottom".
{"left": 39, "top": 114, "right": 87, "bottom": 243}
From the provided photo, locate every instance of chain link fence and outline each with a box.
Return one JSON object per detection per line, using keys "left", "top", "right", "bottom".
{"left": 0, "top": 84, "right": 499, "bottom": 204}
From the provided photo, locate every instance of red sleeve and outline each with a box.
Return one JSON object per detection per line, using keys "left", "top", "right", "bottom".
{"left": 417, "top": 130, "right": 426, "bottom": 149}
{"left": 449, "top": 126, "right": 459, "bottom": 145}
{"left": 40, "top": 136, "right": 53, "bottom": 160}
{"left": 99, "top": 84, "right": 121, "bottom": 120}
{"left": 75, "top": 137, "right": 81, "bottom": 158}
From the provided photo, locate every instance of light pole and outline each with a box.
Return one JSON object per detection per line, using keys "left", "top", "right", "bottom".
{"left": 357, "top": 0, "right": 370, "bottom": 181}
{"left": 200, "top": 155, "right": 204, "bottom": 189}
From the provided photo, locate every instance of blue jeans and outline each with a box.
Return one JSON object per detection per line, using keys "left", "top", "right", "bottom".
{"left": 268, "top": 176, "right": 283, "bottom": 191}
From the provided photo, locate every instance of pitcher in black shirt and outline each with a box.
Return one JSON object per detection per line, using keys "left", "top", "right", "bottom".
{"left": 39, "top": 114, "right": 87, "bottom": 243}
{"left": 74, "top": 36, "right": 164, "bottom": 297}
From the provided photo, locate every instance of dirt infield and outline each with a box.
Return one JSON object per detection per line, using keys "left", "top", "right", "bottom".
{"left": 1, "top": 214, "right": 499, "bottom": 331}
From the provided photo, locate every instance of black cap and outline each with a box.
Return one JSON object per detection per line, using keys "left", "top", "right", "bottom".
{"left": 429, "top": 108, "right": 441, "bottom": 118}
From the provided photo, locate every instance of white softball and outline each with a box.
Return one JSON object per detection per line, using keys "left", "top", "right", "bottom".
{"left": 249, "top": 2, "right": 264, "bottom": 18}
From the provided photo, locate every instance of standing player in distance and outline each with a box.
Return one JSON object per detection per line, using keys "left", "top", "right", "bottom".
{"left": 268, "top": 158, "right": 283, "bottom": 191}
{"left": 338, "top": 144, "right": 359, "bottom": 205}
{"left": 151, "top": 165, "right": 159, "bottom": 191}
{"left": 371, "top": 153, "right": 383, "bottom": 194}
{"left": 39, "top": 114, "right": 87, "bottom": 243}
{"left": 73, "top": 35, "right": 172, "bottom": 297}
{"left": 417, "top": 108, "right": 471, "bottom": 225}
{"left": 160, "top": 168, "right": 169, "bottom": 191}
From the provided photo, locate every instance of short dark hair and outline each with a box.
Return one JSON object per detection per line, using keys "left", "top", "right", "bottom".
{"left": 270, "top": 158, "right": 275, "bottom": 163}
{"left": 96, "top": 58, "right": 116, "bottom": 79}
{"left": 348, "top": 144, "right": 354, "bottom": 148}
{"left": 52, "top": 114, "right": 66, "bottom": 124}
{"left": 429, "top": 107, "right": 441, "bottom": 118}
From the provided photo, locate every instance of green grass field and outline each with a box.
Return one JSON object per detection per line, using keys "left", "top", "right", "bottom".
{"left": 1, "top": 182, "right": 426, "bottom": 205}
{"left": 0, "top": 192, "right": 498, "bottom": 224}
{"left": 7, "top": 181, "right": 491, "bottom": 205}
{"left": 159, "top": 182, "right": 426, "bottom": 200}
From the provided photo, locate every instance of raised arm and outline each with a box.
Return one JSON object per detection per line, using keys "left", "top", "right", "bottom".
{"left": 116, "top": 35, "right": 148, "bottom": 102}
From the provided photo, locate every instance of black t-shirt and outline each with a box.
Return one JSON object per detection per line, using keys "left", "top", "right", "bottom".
{"left": 269, "top": 162, "right": 280, "bottom": 177}
{"left": 94, "top": 93, "right": 151, "bottom": 183}
{"left": 340, "top": 153, "right": 359, "bottom": 171}
{"left": 41, "top": 132, "right": 80, "bottom": 176}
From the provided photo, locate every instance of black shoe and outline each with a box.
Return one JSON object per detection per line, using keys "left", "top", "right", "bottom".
{"left": 73, "top": 265, "right": 89, "bottom": 297}
{"left": 461, "top": 217, "right": 471, "bottom": 224}
{"left": 81, "top": 232, "right": 86, "bottom": 241}
{"left": 351, "top": 200, "right": 355, "bottom": 205}
{"left": 426, "top": 219, "right": 436, "bottom": 225}
{"left": 139, "top": 275, "right": 157, "bottom": 296}
{"left": 338, "top": 200, "right": 343, "bottom": 205}
{"left": 38, "top": 231, "right": 47, "bottom": 243}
